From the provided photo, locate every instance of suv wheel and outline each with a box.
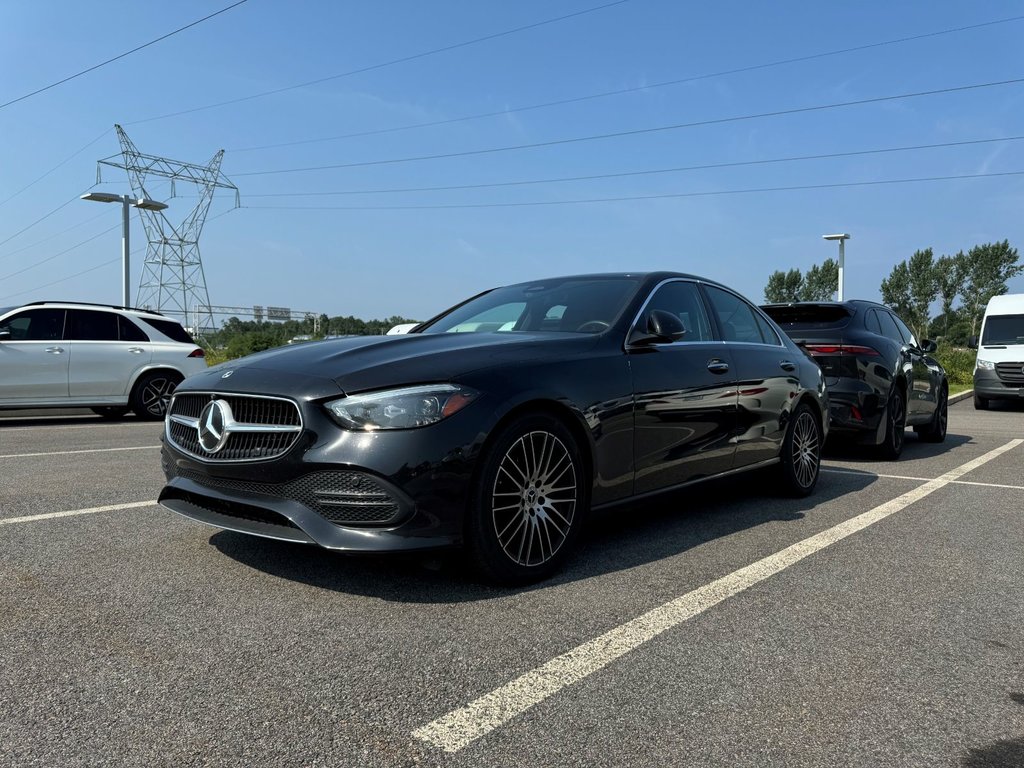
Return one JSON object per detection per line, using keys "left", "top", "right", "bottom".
{"left": 131, "top": 371, "right": 182, "bottom": 420}
{"left": 876, "top": 387, "right": 906, "bottom": 460}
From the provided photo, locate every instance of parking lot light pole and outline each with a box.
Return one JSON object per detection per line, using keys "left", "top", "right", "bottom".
{"left": 80, "top": 192, "right": 168, "bottom": 307}
{"left": 822, "top": 233, "right": 851, "bottom": 301}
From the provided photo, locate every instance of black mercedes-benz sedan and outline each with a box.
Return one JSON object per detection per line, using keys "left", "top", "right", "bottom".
{"left": 160, "top": 273, "right": 828, "bottom": 584}
{"left": 762, "top": 300, "right": 948, "bottom": 460}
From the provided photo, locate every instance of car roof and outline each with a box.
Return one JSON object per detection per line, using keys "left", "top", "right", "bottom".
{"left": 761, "top": 299, "right": 887, "bottom": 310}
{"left": 15, "top": 300, "right": 173, "bottom": 320}
{"left": 501, "top": 271, "right": 737, "bottom": 293}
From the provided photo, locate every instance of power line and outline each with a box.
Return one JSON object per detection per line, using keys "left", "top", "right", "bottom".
{"left": 0, "top": 129, "right": 109, "bottom": 209}
{"left": 0, "top": 222, "right": 122, "bottom": 282}
{"left": 238, "top": 135, "right": 1024, "bottom": 197}
{"left": 0, "top": 256, "right": 127, "bottom": 303}
{"left": 0, "top": 192, "right": 90, "bottom": 249}
{"left": 231, "top": 76, "right": 1024, "bottom": 177}
{"left": 0, "top": 208, "right": 112, "bottom": 260}
{"left": 126, "top": 0, "right": 634, "bottom": 125}
{"left": 229, "top": 13, "right": 1024, "bottom": 153}
{"left": 240, "top": 169, "right": 1024, "bottom": 210}
{"left": 0, "top": 1, "right": 249, "bottom": 111}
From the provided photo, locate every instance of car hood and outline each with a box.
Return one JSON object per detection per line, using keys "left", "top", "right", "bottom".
{"left": 195, "top": 332, "right": 602, "bottom": 396}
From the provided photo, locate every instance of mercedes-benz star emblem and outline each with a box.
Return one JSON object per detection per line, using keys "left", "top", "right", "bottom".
{"left": 197, "top": 399, "right": 231, "bottom": 454}
{"left": 221, "top": 370, "right": 234, "bottom": 379}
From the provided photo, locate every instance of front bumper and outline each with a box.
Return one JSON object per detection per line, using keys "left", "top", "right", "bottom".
{"left": 159, "top": 393, "right": 489, "bottom": 553}
{"left": 974, "top": 367, "right": 1024, "bottom": 402}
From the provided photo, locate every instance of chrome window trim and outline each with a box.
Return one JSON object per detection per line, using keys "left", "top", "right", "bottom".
{"left": 624, "top": 277, "right": 722, "bottom": 351}
{"left": 165, "top": 391, "right": 304, "bottom": 464}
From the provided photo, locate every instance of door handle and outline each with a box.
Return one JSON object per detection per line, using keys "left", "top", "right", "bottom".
{"left": 779, "top": 360, "right": 797, "bottom": 372}
{"left": 128, "top": 347, "right": 144, "bottom": 354}
{"left": 707, "top": 359, "right": 730, "bottom": 374}
{"left": 45, "top": 346, "right": 64, "bottom": 354}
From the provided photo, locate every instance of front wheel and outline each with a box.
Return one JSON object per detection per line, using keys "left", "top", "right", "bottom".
{"left": 130, "top": 371, "right": 182, "bottom": 421}
{"left": 467, "top": 414, "right": 587, "bottom": 585}
{"left": 777, "top": 402, "right": 822, "bottom": 497}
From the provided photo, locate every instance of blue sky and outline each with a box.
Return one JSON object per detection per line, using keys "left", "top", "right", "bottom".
{"left": 1, "top": 1, "right": 1023, "bottom": 322}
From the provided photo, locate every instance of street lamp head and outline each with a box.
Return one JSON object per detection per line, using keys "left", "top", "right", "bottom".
{"left": 822, "top": 233, "right": 851, "bottom": 241}
{"left": 80, "top": 192, "right": 124, "bottom": 203}
{"left": 134, "top": 198, "right": 168, "bottom": 211}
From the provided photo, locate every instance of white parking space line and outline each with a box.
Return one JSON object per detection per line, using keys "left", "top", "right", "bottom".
{"left": 0, "top": 446, "right": 160, "bottom": 460}
{"left": 823, "top": 467, "right": 1024, "bottom": 491}
{"left": 414, "top": 439, "right": 1024, "bottom": 754}
{"left": 0, "top": 500, "right": 157, "bottom": 526}
{"left": 0, "top": 422, "right": 159, "bottom": 432}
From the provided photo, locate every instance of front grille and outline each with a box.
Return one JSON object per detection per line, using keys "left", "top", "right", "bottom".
{"left": 995, "top": 361, "right": 1024, "bottom": 385}
{"left": 167, "top": 392, "right": 302, "bottom": 462}
{"left": 173, "top": 468, "right": 404, "bottom": 526}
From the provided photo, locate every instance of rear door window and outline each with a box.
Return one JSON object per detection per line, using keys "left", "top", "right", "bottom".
{"left": 864, "top": 309, "right": 882, "bottom": 335}
{"left": 877, "top": 311, "right": 905, "bottom": 344}
{"left": 118, "top": 315, "right": 149, "bottom": 342}
{"left": 704, "top": 286, "right": 767, "bottom": 344}
{"left": 138, "top": 317, "right": 195, "bottom": 343}
{"left": 890, "top": 314, "right": 918, "bottom": 347}
{"left": 69, "top": 309, "right": 118, "bottom": 341}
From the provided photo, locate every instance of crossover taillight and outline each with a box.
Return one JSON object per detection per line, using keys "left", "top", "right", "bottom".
{"left": 803, "top": 343, "right": 880, "bottom": 357}
{"left": 188, "top": 348, "right": 206, "bottom": 358}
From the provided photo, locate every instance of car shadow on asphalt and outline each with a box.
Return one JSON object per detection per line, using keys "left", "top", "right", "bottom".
{"left": 209, "top": 467, "right": 876, "bottom": 603}
{"left": 823, "top": 431, "right": 973, "bottom": 462}
{"left": 961, "top": 692, "right": 1024, "bottom": 767}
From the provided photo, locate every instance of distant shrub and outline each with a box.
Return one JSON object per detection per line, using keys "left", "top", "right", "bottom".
{"left": 935, "top": 343, "right": 974, "bottom": 387}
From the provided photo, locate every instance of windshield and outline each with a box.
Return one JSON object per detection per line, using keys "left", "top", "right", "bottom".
{"left": 419, "top": 277, "right": 641, "bottom": 335}
{"left": 981, "top": 314, "right": 1024, "bottom": 345}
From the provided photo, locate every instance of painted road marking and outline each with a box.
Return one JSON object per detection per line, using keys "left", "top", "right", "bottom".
{"left": 0, "top": 446, "right": 160, "bottom": 459}
{"left": 0, "top": 501, "right": 157, "bottom": 526}
{"left": 0, "top": 421, "right": 160, "bottom": 432}
{"left": 413, "top": 439, "right": 1024, "bottom": 753}
{"left": 823, "top": 467, "right": 1024, "bottom": 491}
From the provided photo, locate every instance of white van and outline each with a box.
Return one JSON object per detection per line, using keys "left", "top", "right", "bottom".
{"left": 970, "top": 293, "right": 1024, "bottom": 409}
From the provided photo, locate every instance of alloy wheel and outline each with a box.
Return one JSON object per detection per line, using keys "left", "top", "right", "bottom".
{"left": 890, "top": 393, "right": 905, "bottom": 454}
{"left": 491, "top": 430, "right": 578, "bottom": 568}
{"left": 791, "top": 410, "right": 820, "bottom": 489}
{"left": 141, "top": 377, "right": 177, "bottom": 417}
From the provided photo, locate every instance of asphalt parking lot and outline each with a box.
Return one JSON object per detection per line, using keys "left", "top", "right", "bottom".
{"left": 2, "top": 398, "right": 1023, "bottom": 768}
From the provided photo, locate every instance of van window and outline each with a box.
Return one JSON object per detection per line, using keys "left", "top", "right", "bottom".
{"left": 981, "top": 314, "right": 1024, "bottom": 345}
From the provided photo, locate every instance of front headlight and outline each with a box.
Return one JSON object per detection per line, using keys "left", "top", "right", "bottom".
{"left": 325, "top": 384, "right": 478, "bottom": 430}
{"left": 976, "top": 359, "right": 995, "bottom": 370}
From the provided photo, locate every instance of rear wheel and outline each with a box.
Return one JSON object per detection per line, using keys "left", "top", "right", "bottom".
{"left": 467, "top": 414, "right": 586, "bottom": 585}
{"left": 974, "top": 393, "right": 989, "bottom": 411}
{"left": 130, "top": 371, "right": 181, "bottom": 421}
{"left": 876, "top": 386, "right": 906, "bottom": 460}
{"left": 777, "top": 402, "right": 822, "bottom": 497}
{"left": 916, "top": 385, "right": 948, "bottom": 442}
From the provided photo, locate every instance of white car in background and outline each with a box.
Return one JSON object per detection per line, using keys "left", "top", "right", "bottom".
{"left": 385, "top": 322, "right": 419, "bottom": 335}
{"left": 0, "top": 301, "right": 207, "bottom": 420}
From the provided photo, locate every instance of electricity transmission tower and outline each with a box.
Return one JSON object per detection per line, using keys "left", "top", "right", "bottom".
{"left": 96, "top": 124, "right": 238, "bottom": 332}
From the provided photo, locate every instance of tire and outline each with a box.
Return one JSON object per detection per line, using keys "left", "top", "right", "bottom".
{"left": 974, "top": 393, "right": 989, "bottom": 411}
{"left": 876, "top": 386, "right": 906, "bottom": 460}
{"left": 916, "top": 385, "right": 948, "bottom": 443}
{"left": 777, "top": 402, "right": 822, "bottom": 497}
{"left": 130, "top": 371, "right": 182, "bottom": 421}
{"left": 466, "top": 413, "right": 587, "bottom": 585}
{"left": 91, "top": 407, "right": 129, "bottom": 420}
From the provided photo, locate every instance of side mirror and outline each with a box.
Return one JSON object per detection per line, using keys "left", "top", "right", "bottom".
{"left": 967, "top": 336, "right": 979, "bottom": 350}
{"left": 921, "top": 339, "right": 937, "bottom": 353}
{"left": 648, "top": 310, "right": 686, "bottom": 341}
{"left": 628, "top": 310, "right": 686, "bottom": 346}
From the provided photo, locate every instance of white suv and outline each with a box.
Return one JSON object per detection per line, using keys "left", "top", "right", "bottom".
{"left": 0, "top": 301, "right": 207, "bottom": 420}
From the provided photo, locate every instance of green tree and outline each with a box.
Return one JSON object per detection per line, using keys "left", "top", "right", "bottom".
{"left": 960, "top": 240, "right": 1023, "bottom": 336}
{"left": 880, "top": 260, "right": 914, "bottom": 321}
{"left": 907, "top": 248, "right": 937, "bottom": 340}
{"left": 802, "top": 258, "right": 839, "bottom": 301}
{"left": 764, "top": 268, "right": 803, "bottom": 302}
{"left": 934, "top": 252, "right": 967, "bottom": 337}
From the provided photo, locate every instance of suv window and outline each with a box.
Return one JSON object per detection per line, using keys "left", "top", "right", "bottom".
{"left": 138, "top": 317, "right": 195, "bottom": 343}
{"left": 876, "top": 311, "right": 905, "bottom": 344}
{"left": 890, "top": 313, "right": 918, "bottom": 347}
{"left": 0, "top": 308, "right": 66, "bottom": 341}
{"left": 864, "top": 309, "right": 882, "bottom": 335}
{"left": 641, "top": 281, "right": 713, "bottom": 342}
{"left": 69, "top": 309, "right": 118, "bottom": 341}
{"left": 118, "top": 315, "right": 149, "bottom": 342}
{"left": 762, "top": 304, "right": 853, "bottom": 329}
{"left": 704, "top": 286, "right": 768, "bottom": 344}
